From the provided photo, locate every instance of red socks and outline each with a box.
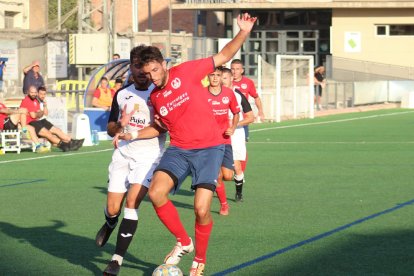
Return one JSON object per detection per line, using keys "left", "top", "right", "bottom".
{"left": 154, "top": 200, "right": 191, "bottom": 246}
{"left": 215, "top": 180, "right": 228, "bottom": 205}
{"left": 194, "top": 221, "right": 213, "bottom": 264}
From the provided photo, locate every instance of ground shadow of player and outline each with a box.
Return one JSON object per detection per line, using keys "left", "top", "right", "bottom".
{"left": 0, "top": 220, "right": 157, "bottom": 275}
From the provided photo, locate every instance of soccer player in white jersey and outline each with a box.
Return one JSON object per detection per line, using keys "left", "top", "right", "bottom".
{"left": 222, "top": 68, "right": 254, "bottom": 202}
{"left": 95, "top": 46, "right": 166, "bottom": 276}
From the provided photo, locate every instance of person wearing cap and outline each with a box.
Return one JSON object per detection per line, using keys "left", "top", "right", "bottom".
{"left": 22, "top": 60, "right": 45, "bottom": 95}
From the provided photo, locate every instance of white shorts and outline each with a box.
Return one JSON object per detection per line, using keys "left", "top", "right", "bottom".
{"left": 107, "top": 148, "right": 161, "bottom": 193}
{"left": 231, "top": 127, "right": 246, "bottom": 161}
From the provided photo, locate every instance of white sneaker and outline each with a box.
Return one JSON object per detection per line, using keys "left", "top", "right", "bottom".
{"left": 189, "top": 261, "right": 205, "bottom": 276}
{"left": 164, "top": 238, "right": 194, "bottom": 265}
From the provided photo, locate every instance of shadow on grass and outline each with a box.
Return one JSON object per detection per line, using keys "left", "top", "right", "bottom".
{"left": 0, "top": 220, "right": 157, "bottom": 275}
{"left": 227, "top": 230, "right": 414, "bottom": 275}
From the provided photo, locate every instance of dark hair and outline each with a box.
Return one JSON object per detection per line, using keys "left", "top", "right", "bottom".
{"left": 214, "top": 66, "right": 225, "bottom": 72}
{"left": 101, "top": 77, "right": 108, "bottom": 82}
{"left": 222, "top": 67, "right": 232, "bottom": 75}
{"left": 115, "top": 78, "right": 123, "bottom": 84}
{"left": 38, "top": 86, "right": 46, "bottom": 92}
{"left": 130, "top": 45, "right": 164, "bottom": 67}
{"left": 113, "top": 53, "right": 120, "bottom": 58}
{"left": 230, "top": 59, "right": 243, "bottom": 65}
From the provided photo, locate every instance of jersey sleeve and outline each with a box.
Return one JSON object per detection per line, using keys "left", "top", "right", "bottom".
{"left": 247, "top": 78, "right": 258, "bottom": 98}
{"left": 228, "top": 89, "right": 240, "bottom": 115}
{"left": 108, "top": 91, "right": 120, "bottom": 123}
{"left": 178, "top": 57, "right": 215, "bottom": 84}
{"left": 236, "top": 89, "right": 253, "bottom": 113}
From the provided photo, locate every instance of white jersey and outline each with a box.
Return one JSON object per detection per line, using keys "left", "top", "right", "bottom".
{"left": 109, "top": 83, "right": 166, "bottom": 160}
{"left": 229, "top": 89, "right": 252, "bottom": 161}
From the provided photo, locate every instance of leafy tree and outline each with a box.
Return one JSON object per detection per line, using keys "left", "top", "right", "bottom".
{"left": 48, "top": 0, "right": 78, "bottom": 31}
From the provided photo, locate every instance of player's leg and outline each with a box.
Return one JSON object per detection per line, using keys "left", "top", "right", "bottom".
{"left": 34, "top": 121, "right": 70, "bottom": 151}
{"left": 105, "top": 157, "right": 157, "bottom": 274}
{"left": 104, "top": 184, "right": 147, "bottom": 275}
{"left": 216, "top": 145, "right": 233, "bottom": 215}
{"left": 234, "top": 160, "right": 245, "bottom": 202}
{"left": 97, "top": 192, "right": 125, "bottom": 248}
{"left": 189, "top": 145, "right": 224, "bottom": 275}
{"left": 49, "top": 122, "right": 84, "bottom": 151}
{"left": 49, "top": 125, "right": 71, "bottom": 143}
{"left": 232, "top": 132, "right": 246, "bottom": 202}
{"left": 97, "top": 150, "right": 128, "bottom": 248}
{"left": 148, "top": 146, "right": 193, "bottom": 265}
{"left": 218, "top": 167, "right": 233, "bottom": 215}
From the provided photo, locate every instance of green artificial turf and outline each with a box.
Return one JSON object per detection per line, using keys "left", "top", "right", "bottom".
{"left": 1, "top": 108, "right": 413, "bottom": 275}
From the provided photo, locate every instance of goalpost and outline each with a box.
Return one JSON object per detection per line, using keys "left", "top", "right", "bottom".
{"left": 258, "top": 54, "right": 315, "bottom": 122}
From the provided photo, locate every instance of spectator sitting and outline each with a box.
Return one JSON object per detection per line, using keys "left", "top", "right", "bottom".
{"left": 92, "top": 77, "right": 115, "bottom": 111}
{"left": 22, "top": 60, "right": 45, "bottom": 95}
{"left": 0, "top": 100, "right": 49, "bottom": 153}
{"left": 20, "top": 85, "right": 84, "bottom": 152}
{"left": 112, "top": 78, "right": 123, "bottom": 93}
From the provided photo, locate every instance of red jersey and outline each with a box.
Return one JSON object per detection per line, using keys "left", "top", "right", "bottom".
{"left": 0, "top": 102, "right": 7, "bottom": 129}
{"left": 150, "top": 57, "right": 222, "bottom": 149}
{"left": 232, "top": 76, "right": 258, "bottom": 100}
{"left": 20, "top": 96, "right": 40, "bottom": 124}
{"left": 205, "top": 86, "right": 240, "bottom": 144}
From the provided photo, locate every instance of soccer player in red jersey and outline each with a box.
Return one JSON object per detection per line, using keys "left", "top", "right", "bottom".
{"left": 118, "top": 13, "right": 256, "bottom": 276}
{"left": 205, "top": 66, "right": 240, "bottom": 216}
{"left": 231, "top": 59, "right": 265, "bottom": 142}
{"left": 222, "top": 68, "right": 255, "bottom": 202}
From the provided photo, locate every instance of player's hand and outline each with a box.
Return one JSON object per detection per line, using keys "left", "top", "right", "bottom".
{"left": 237, "top": 13, "right": 257, "bottom": 33}
{"left": 119, "top": 105, "right": 135, "bottom": 127}
{"left": 118, "top": 132, "right": 133, "bottom": 141}
{"left": 154, "top": 114, "right": 167, "bottom": 130}
{"left": 112, "top": 133, "right": 120, "bottom": 148}
{"left": 257, "top": 112, "right": 265, "bottom": 123}
{"left": 225, "top": 127, "right": 235, "bottom": 136}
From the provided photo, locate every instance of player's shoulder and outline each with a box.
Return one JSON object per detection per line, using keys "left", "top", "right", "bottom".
{"left": 242, "top": 76, "right": 254, "bottom": 83}
{"left": 222, "top": 86, "right": 235, "bottom": 95}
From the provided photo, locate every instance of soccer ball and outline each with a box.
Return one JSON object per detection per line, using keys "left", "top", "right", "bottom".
{"left": 152, "top": 264, "right": 183, "bottom": 276}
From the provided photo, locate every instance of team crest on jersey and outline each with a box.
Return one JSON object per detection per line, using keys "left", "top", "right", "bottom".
{"left": 222, "top": 96, "right": 229, "bottom": 104}
{"left": 134, "top": 103, "right": 139, "bottom": 111}
{"left": 241, "top": 83, "right": 247, "bottom": 89}
{"left": 159, "top": 106, "right": 168, "bottom": 116}
{"left": 171, "top": 78, "right": 181, "bottom": 89}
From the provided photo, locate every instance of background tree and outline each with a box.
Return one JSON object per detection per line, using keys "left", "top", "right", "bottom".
{"left": 48, "top": 0, "right": 78, "bottom": 32}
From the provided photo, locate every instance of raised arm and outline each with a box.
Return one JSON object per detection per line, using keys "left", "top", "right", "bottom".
{"left": 213, "top": 13, "right": 257, "bottom": 67}
{"left": 23, "top": 63, "right": 35, "bottom": 74}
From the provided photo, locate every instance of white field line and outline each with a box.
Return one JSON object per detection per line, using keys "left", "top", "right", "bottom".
{"left": 0, "top": 149, "right": 112, "bottom": 164}
{"left": 249, "top": 141, "right": 414, "bottom": 144}
{"left": 1, "top": 110, "right": 413, "bottom": 165}
{"left": 250, "top": 110, "right": 414, "bottom": 133}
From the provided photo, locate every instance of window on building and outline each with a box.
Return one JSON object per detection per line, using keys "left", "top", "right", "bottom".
{"left": 390, "top": 25, "right": 414, "bottom": 36}
{"left": 376, "top": 25, "right": 387, "bottom": 36}
{"left": 4, "top": 11, "right": 17, "bottom": 29}
{"left": 376, "top": 24, "right": 414, "bottom": 36}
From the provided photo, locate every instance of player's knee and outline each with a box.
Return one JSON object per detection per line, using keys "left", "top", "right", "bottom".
{"left": 148, "top": 183, "right": 167, "bottom": 204}
{"left": 222, "top": 170, "right": 234, "bottom": 181}
{"left": 194, "top": 205, "right": 210, "bottom": 220}
{"left": 106, "top": 203, "right": 121, "bottom": 216}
